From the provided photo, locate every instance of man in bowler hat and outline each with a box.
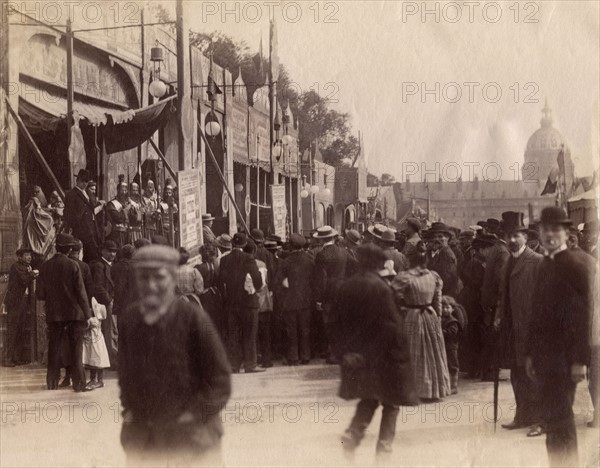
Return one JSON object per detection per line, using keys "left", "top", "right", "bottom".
{"left": 525, "top": 207, "right": 595, "bottom": 467}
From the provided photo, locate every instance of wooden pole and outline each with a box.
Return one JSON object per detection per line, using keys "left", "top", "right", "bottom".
{"left": 66, "top": 18, "right": 74, "bottom": 189}
{"left": 148, "top": 138, "right": 177, "bottom": 181}
{"left": 256, "top": 134, "right": 260, "bottom": 229}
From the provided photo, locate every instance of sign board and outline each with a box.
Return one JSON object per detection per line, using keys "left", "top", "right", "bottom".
{"left": 270, "top": 184, "right": 287, "bottom": 241}
{"left": 178, "top": 169, "right": 203, "bottom": 252}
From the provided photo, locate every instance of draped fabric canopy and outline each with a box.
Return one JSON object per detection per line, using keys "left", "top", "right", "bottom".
{"left": 18, "top": 95, "right": 176, "bottom": 153}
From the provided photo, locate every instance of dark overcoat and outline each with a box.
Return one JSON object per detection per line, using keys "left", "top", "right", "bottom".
{"left": 427, "top": 246, "right": 459, "bottom": 297}
{"left": 4, "top": 261, "right": 36, "bottom": 312}
{"left": 217, "top": 249, "right": 263, "bottom": 309}
{"left": 90, "top": 259, "right": 114, "bottom": 307}
{"left": 276, "top": 250, "right": 314, "bottom": 311}
{"left": 335, "top": 271, "right": 418, "bottom": 406}
{"left": 63, "top": 188, "right": 99, "bottom": 261}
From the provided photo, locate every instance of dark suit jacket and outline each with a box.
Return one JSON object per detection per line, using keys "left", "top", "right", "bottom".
{"left": 90, "top": 259, "right": 114, "bottom": 307}
{"left": 73, "top": 258, "right": 94, "bottom": 305}
{"left": 256, "top": 245, "right": 276, "bottom": 286}
{"left": 480, "top": 241, "right": 510, "bottom": 323}
{"left": 313, "top": 243, "right": 350, "bottom": 305}
{"left": 218, "top": 249, "right": 263, "bottom": 309}
{"left": 37, "top": 253, "right": 91, "bottom": 322}
{"left": 112, "top": 259, "right": 136, "bottom": 315}
{"left": 63, "top": 187, "right": 99, "bottom": 258}
{"left": 276, "top": 250, "right": 314, "bottom": 311}
{"left": 526, "top": 248, "right": 595, "bottom": 374}
{"left": 4, "top": 261, "right": 36, "bottom": 311}
{"left": 427, "top": 246, "right": 459, "bottom": 297}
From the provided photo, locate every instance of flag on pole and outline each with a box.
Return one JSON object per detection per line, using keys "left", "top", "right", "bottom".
{"left": 68, "top": 111, "right": 86, "bottom": 174}
{"left": 541, "top": 167, "right": 559, "bottom": 195}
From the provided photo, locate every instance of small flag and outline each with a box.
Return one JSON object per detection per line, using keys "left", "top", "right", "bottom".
{"left": 557, "top": 146, "right": 565, "bottom": 176}
{"left": 68, "top": 112, "right": 86, "bottom": 172}
{"left": 541, "top": 167, "right": 559, "bottom": 195}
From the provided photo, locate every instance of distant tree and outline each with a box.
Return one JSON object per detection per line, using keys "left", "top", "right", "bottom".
{"left": 367, "top": 172, "right": 381, "bottom": 187}
{"left": 381, "top": 173, "right": 396, "bottom": 186}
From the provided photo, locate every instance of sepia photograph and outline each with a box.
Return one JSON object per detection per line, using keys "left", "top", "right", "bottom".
{"left": 0, "top": 1, "right": 598, "bottom": 466}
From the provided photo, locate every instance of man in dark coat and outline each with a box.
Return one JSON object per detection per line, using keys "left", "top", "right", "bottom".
{"left": 495, "top": 212, "right": 544, "bottom": 436}
{"left": 218, "top": 233, "right": 264, "bottom": 373}
{"left": 37, "top": 233, "right": 92, "bottom": 391}
{"left": 402, "top": 218, "right": 421, "bottom": 258}
{"left": 112, "top": 244, "right": 137, "bottom": 319}
{"left": 369, "top": 224, "right": 409, "bottom": 274}
{"left": 480, "top": 232, "right": 510, "bottom": 381}
{"left": 3, "top": 248, "right": 38, "bottom": 366}
{"left": 427, "top": 222, "right": 459, "bottom": 297}
{"left": 312, "top": 226, "right": 350, "bottom": 364}
{"left": 119, "top": 245, "right": 231, "bottom": 466}
{"left": 337, "top": 244, "right": 417, "bottom": 460}
{"left": 276, "top": 234, "right": 314, "bottom": 365}
{"left": 526, "top": 207, "right": 594, "bottom": 467}
{"left": 63, "top": 169, "right": 100, "bottom": 263}
{"left": 90, "top": 241, "right": 118, "bottom": 367}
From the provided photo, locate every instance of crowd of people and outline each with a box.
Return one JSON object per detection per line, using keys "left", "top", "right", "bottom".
{"left": 2, "top": 169, "right": 598, "bottom": 467}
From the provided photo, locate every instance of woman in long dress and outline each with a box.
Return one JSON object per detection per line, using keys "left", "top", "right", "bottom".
{"left": 392, "top": 240, "right": 450, "bottom": 401}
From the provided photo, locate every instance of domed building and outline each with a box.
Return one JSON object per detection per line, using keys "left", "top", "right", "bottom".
{"left": 523, "top": 100, "right": 575, "bottom": 194}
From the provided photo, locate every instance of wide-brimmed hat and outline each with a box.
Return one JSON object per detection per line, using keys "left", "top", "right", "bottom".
{"left": 102, "top": 240, "right": 118, "bottom": 252}
{"left": 202, "top": 213, "right": 215, "bottom": 222}
{"left": 406, "top": 218, "right": 421, "bottom": 232}
{"left": 232, "top": 233, "right": 247, "bottom": 248}
{"left": 264, "top": 240, "right": 279, "bottom": 251}
{"left": 344, "top": 229, "right": 362, "bottom": 245}
{"left": 540, "top": 207, "right": 572, "bottom": 226}
{"left": 250, "top": 228, "right": 265, "bottom": 242}
{"left": 16, "top": 247, "right": 33, "bottom": 257}
{"left": 133, "top": 245, "right": 180, "bottom": 270}
{"left": 289, "top": 233, "right": 306, "bottom": 249}
{"left": 57, "top": 233, "right": 78, "bottom": 247}
{"left": 267, "top": 235, "right": 283, "bottom": 246}
{"left": 313, "top": 226, "right": 338, "bottom": 239}
{"left": 501, "top": 211, "right": 527, "bottom": 234}
{"left": 380, "top": 230, "right": 397, "bottom": 244}
{"left": 472, "top": 234, "right": 495, "bottom": 249}
{"left": 459, "top": 230, "right": 476, "bottom": 239}
{"left": 486, "top": 218, "right": 500, "bottom": 230}
{"left": 216, "top": 234, "right": 232, "bottom": 250}
{"left": 429, "top": 222, "right": 452, "bottom": 236}
{"left": 367, "top": 224, "right": 389, "bottom": 240}
{"left": 75, "top": 169, "right": 92, "bottom": 183}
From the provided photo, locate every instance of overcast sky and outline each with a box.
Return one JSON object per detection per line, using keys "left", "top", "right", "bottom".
{"left": 165, "top": 0, "right": 599, "bottom": 181}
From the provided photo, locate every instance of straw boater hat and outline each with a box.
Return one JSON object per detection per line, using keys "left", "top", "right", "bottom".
{"left": 367, "top": 223, "right": 389, "bottom": 240}
{"left": 344, "top": 229, "right": 362, "bottom": 246}
{"left": 202, "top": 213, "right": 215, "bottom": 222}
{"left": 458, "top": 230, "right": 476, "bottom": 239}
{"left": 313, "top": 226, "right": 338, "bottom": 239}
{"left": 216, "top": 234, "right": 232, "bottom": 250}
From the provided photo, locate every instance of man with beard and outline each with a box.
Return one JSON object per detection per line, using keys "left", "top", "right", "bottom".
{"left": 118, "top": 245, "right": 231, "bottom": 466}
{"left": 159, "top": 184, "right": 178, "bottom": 245}
{"left": 142, "top": 180, "right": 159, "bottom": 239}
{"left": 64, "top": 169, "right": 100, "bottom": 262}
{"left": 426, "top": 223, "right": 459, "bottom": 298}
{"left": 495, "top": 211, "right": 544, "bottom": 436}
{"left": 526, "top": 207, "right": 594, "bottom": 467}
{"left": 106, "top": 179, "right": 131, "bottom": 247}
{"left": 128, "top": 183, "right": 144, "bottom": 244}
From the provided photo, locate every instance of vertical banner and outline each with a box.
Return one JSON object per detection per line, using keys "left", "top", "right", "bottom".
{"left": 271, "top": 184, "right": 287, "bottom": 241}
{"left": 178, "top": 169, "right": 203, "bottom": 253}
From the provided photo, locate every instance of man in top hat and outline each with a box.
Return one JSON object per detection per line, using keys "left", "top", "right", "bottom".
{"left": 276, "top": 233, "right": 315, "bottom": 365}
{"left": 427, "top": 222, "right": 459, "bottom": 298}
{"left": 495, "top": 212, "right": 544, "bottom": 436}
{"left": 369, "top": 224, "right": 409, "bottom": 274}
{"left": 64, "top": 169, "right": 101, "bottom": 263}
{"left": 37, "top": 233, "right": 92, "bottom": 391}
{"left": 3, "top": 248, "right": 39, "bottom": 367}
{"left": 217, "top": 233, "right": 264, "bottom": 373}
{"left": 90, "top": 240, "right": 118, "bottom": 368}
{"left": 202, "top": 213, "right": 217, "bottom": 248}
{"left": 118, "top": 245, "right": 231, "bottom": 466}
{"left": 525, "top": 207, "right": 595, "bottom": 467}
{"left": 312, "top": 226, "right": 352, "bottom": 363}
{"left": 402, "top": 218, "right": 422, "bottom": 257}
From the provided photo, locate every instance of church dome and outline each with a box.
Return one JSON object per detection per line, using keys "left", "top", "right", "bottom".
{"left": 525, "top": 101, "right": 566, "bottom": 151}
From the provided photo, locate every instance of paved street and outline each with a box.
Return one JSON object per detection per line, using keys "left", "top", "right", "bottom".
{"left": 1, "top": 363, "right": 598, "bottom": 467}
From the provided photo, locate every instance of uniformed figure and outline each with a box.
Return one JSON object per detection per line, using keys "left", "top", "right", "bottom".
{"left": 128, "top": 183, "right": 144, "bottom": 244}
{"left": 106, "top": 180, "right": 131, "bottom": 247}
{"left": 158, "top": 184, "right": 178, "bottom": 246}
{"left": 142, "top": 180, "right": 160, "bottom": 239}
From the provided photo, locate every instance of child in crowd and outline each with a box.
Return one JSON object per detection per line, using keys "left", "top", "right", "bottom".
{"left": 82, "top": 300, "right": 110, "bottom": 391}
{"left": 441, "top": 296, "right": 466, "bottom": 395}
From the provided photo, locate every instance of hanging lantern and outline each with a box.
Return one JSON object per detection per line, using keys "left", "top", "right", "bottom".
{"left": 282, "top": 134, "right": 293, "bottom": 145}
{"left": 322, "top": 187, "right": 331, "bottom": 197}
{"left": 205, "top": 112, "right": 221, "bottom": 137}
{"left": 149, "top": 78, "right": 167, "bottom": 99}
{"left": 300, "top": 189, "right": 309, "bottom": 199}
{"left": 234, "top": 183, "right": 244, "bottom": 192}
{"left": 311, "top": 185, "right": 320, "bottom": 194}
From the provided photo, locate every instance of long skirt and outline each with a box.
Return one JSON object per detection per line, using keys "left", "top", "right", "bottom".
{"left": 401, "top": 307, "right": 450, "bottom": 399}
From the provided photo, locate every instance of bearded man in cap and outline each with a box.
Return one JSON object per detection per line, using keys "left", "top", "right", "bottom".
{"left": 525, "top": 207, "right": 595, "bottom": 467}
{"left": 64, "top": 169, "right": 100, "bottom": 262}
{"left": 427, "top": 223, "right": 459, "bottom": 298}
{"left": 495, "top": 212, "right": 544, "bottom": 436}
{"left": 118, "top": 245, "right": 231, "bottom": 466}
{"left": 217, "top": 233, "right": 264, "bottom": 373}
{"left": 37, "top": 233, "right": 92, "bottom": 391}
{"left": 276, "top": 233, "right": 315, "bottom": 365}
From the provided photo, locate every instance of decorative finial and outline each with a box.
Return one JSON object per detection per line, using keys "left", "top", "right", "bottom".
{"left": 541, "top": 99, "right": 553, "bottom": 128}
